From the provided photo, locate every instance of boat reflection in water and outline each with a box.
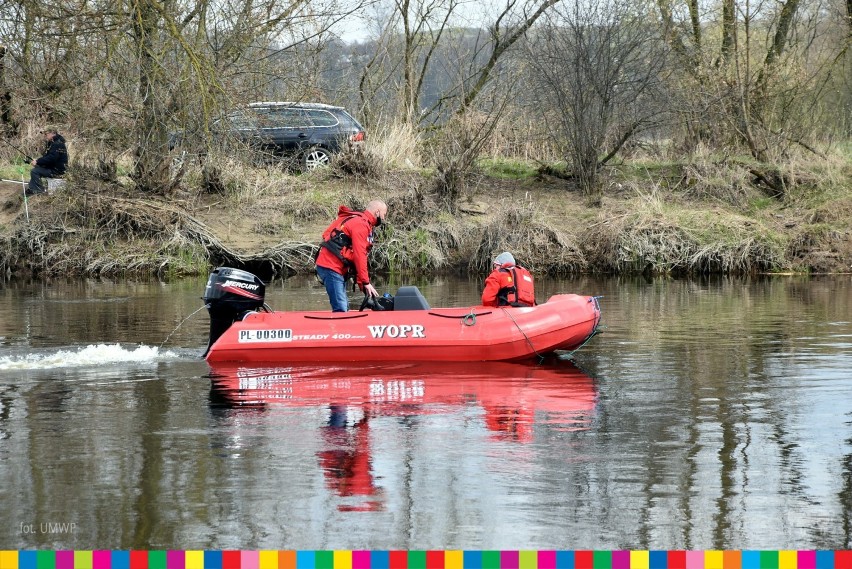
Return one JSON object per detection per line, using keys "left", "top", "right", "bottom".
{"left": 208, "top": 361, "right": 597, "bottom": 511}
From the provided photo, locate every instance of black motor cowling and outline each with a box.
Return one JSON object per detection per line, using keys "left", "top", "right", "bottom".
{"left": 203, "top": 267, "right": 266, "bottom": 357}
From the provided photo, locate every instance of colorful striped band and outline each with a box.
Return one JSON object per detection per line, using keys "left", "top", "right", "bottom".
{"left": 0, "top": 550, "right": 847, "bottom": 569}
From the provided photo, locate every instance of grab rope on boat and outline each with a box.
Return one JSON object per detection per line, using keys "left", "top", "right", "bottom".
{"left": 429, "top": 310, "right": 492, "bottom": 322}
{"left": 560, "top": 327, "right": 602, "bottom": 359}
{"left": 561, "top": 295, "right": 605, "bottom": 359}
{"left": 501, "top": 307, "right": 542, "bottom": 360}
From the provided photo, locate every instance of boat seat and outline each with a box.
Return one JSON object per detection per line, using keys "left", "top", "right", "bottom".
{"left": 394, "top": 286, "right": 430, "bottom": 310}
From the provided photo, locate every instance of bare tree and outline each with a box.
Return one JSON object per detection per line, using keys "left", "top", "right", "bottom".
{"left": 349, "top": 0, "right": 563, "bottom": 212}
{"left": 429, "top": 93, "right": 510, "bottom": 210}
{"left": 455, "top": 0, "right": 560, "bottom": 114}
{"left": 525, "top": 0, "right": 667, "bottom": 204}
{"left": 654, "top": 0, "right": 848, "bottom": 160}
{"left": 126, "top": 0, "right": 370, "bottom": 192}
{"left": 0, "top": 0, "right": 115, "bottom": 123}
{"left": 0, "top": 0, "right": 367, "bottom": 192}
{"left": 0, "top": 45, "right": 14, "bottom": 134}
{"left": 354, "top": 2, "right": 406, "bottom": 128}
{"left": 394, "top": 0, "right": 458, "bottom": 123}
{"left": 130, "top": 0, "right": 173, "bottom": 192}
{"left": 356, "top": 0, "right": 561, "bottom": 125}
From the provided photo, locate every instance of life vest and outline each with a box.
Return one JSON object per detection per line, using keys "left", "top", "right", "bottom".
{"left": 497, "top": 265, "right": 535, "bottom": 307}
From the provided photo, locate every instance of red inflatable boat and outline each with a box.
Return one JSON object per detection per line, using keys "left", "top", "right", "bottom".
{"left": 202, "top": 267, "right": 601, "bottom": 364}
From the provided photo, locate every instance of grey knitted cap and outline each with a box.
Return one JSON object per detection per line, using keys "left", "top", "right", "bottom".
{"left": 493, "top": 252, "right": 515, "bottom": 266}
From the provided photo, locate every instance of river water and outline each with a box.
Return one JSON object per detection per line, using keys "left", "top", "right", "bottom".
{"left": 0, "top": 273, "right": 850, "bottom": 551}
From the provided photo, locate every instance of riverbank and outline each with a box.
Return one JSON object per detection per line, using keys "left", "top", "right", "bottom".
{"left": 1, "top": 150, "right": 850, "bottom": 280}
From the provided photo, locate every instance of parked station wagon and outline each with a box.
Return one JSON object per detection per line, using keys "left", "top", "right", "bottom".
{"left": 221, "top": 102, "right": 366, "bottom": 170}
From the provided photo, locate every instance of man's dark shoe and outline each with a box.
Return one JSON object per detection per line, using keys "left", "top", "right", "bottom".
{"left": 25, "top": 186, "right": 44, "bottom": 196}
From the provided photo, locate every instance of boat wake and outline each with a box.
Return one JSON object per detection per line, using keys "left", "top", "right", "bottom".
{"left": 0, "top": 343, "right": 185, "bottom": 371}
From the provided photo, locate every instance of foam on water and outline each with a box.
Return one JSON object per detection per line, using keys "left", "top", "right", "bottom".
{"left": 0, "top": 343, "right": 179, "bottom": 370}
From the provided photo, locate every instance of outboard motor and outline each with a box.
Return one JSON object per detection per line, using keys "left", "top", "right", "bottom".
{"left": 203, "top": 267, "right": 266, "bottom": 357}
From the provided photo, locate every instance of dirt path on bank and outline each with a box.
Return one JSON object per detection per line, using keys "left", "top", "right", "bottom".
{"left": 0, "top": 181, "right": 28, "bottom": 226}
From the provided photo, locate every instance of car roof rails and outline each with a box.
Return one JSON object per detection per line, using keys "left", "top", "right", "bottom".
{"left": 247, "top": 101, "right": 342, "bottom": 110}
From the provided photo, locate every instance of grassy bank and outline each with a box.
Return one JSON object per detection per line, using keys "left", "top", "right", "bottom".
{"left": 1, "top": 143, "right": 850, "bottom": 280}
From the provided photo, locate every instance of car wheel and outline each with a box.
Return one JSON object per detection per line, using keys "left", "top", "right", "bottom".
{"left": 302, "top": 147, "right": 332, "bottom": 170}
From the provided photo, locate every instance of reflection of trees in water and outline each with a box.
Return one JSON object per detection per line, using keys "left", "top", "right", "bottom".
{"left": 29, "top": 381, "right": 72, "bottom": 414}
{"left": 19, "top": 279, "right": 208, "bottom": 349}
{"left": 16, "top": 373, "right": 176, "bottom": 548}
{"left": 841, "top": 426, "right": 852, "bottom": 548}
{"left": 0, "top": 391, "right": 14, "bottom": 441}
{"left": 577, "top": 276, "right": 852, "bottom": 548}
{"left": 129, "top": 375, "right": 172, "bottom": 549}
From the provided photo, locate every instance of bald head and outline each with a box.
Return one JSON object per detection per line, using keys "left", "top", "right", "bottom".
{"left": 366, "top": 200, "right": 388, "bottom": 224}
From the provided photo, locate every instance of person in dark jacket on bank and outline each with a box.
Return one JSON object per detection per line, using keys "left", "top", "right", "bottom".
{"left": 27, "top": 128, "right": 68, "bottom": 196}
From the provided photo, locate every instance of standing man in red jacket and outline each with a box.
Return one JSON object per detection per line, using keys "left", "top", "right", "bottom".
{"left": 316, "top": 200, "right": 388, "bottom": 312}
{"left": 481, "top": 251, "right": 536, "bottom": 307}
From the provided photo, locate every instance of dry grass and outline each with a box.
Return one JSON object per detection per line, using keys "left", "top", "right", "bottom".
{"left": 583, "top": 198, "right": 787, "bottom": 275}
{"left": 329, "top": 143, "right": 384, "bottom": 179}
{"left": 1, "top": 131, "right": 850, "bottom": 278}
{"left": 365, "top": 121, "right": 423, "bottom": 169}
{"left": 1, "top": 177, "right": 323, "bottom": 278}
{"left": 469, "top": 208, "right": 587, "bottom": 275}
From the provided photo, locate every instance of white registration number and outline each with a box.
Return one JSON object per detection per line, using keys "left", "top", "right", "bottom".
{"left": 238, "top": 329, "right": 293, "bottom": 343}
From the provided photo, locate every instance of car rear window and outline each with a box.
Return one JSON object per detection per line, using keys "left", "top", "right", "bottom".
{"left": 307, "top": 110, "right": 339, "bottom": 127}
{"left": 227, "top": 111, "right": 256, "bottom": 129}
{"left": 261, "top": 108, "right": 309, "bottom": 128}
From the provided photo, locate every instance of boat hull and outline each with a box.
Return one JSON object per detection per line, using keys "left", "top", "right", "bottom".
{"left": 205, "top": 294, "right": 601, "bottom": 363}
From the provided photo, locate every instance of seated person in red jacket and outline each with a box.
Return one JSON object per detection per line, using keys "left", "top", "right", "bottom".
{"left": 481, "top": 251, "right": 536, "bottom": 307}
